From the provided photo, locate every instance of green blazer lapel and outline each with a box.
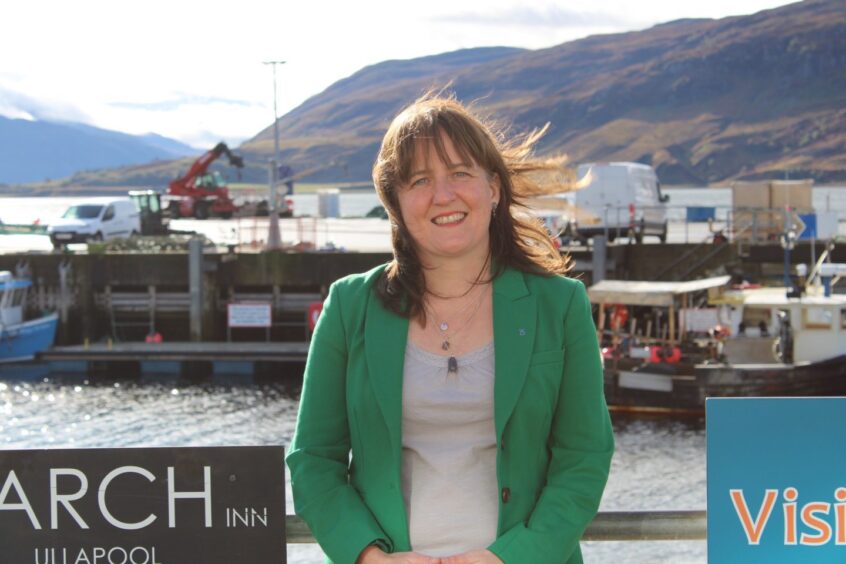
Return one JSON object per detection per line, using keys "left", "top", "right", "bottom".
{"left": 493, "top": 269, "right": 537, "bottom": 440}
{"left": 364, "top": 293, "right": 408, "bottom": 454}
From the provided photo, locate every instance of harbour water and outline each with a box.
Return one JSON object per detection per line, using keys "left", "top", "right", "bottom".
{"left": 0, "top": 364, "right": 706, "bottom": 563}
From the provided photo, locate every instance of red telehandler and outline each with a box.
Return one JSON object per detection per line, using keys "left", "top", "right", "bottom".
{"left": 166, "top": 142, "right": 244, "bottom": 219}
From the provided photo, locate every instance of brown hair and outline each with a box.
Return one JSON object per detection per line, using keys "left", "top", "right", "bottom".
{"left": 372, "top": 93, "right": 573, "bottom": 319}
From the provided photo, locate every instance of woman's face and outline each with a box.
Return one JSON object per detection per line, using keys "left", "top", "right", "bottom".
{"left": 397, "top": 133, "right": 500, "bottom": 266}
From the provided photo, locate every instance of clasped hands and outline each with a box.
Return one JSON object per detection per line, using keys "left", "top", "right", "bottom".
{"left": 358, "top": 546, "right": 503, "bottom": 564}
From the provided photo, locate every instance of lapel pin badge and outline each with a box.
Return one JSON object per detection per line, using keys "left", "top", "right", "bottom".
{"left": 518, "top": 328, "right": 526, "bottom": 336}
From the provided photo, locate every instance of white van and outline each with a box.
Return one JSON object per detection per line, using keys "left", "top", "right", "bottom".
{"left": 47, "top": 198, "right": 141, "bottom": 249}
{"left": 568, "top": 162, "right": 669, "bottom": 243}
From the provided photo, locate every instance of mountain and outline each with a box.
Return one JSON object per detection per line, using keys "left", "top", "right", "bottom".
{"left": 0, "top": 116, "right": 198, "bottom": 184}
{"left": 239, "top": 0, "right": 846, "bottom": 184}
{"left": 14, "top": 0, "right": 846, "bottom": 188}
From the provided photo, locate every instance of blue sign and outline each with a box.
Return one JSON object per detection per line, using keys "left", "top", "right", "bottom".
{"left": 798, "top": 213, "right": 817, "bottom": 240}
{"left": 686, "top": 206, "right": 716, "bottom": 222}
{"left": 707, "top": 398, "right": 846, "bottom": 563}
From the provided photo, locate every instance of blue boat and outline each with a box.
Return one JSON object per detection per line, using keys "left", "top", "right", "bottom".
{"left": 0, "top": 271, "right": 58, "bottom": 363}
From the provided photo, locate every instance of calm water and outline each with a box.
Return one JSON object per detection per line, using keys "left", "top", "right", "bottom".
{"left": 0, "top": 365, "right": 706, "bottom": 563}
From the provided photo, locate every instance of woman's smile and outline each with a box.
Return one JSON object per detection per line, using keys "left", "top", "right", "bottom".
{"left": 432, "top": 212, "right": 467, "bottom": 225}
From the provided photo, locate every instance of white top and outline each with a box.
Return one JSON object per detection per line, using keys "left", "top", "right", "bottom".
{"left": 401, "top": 340, "right": 498, "bottom": 557}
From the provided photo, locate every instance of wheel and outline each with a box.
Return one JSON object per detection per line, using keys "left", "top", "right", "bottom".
{"left": 194, "top": 202, "right": 210, "bottom": 220}
{"left": 658, "top": 221, "right": 668, "bottom": 243}
{"left": 92, "top": 232, "right": 103, "bottom": 241}
{"left": 220, "top": 211, "right": 233, "bottom": 220}
{"left": 130, "top": 230, "right": 139, "bottom": 238}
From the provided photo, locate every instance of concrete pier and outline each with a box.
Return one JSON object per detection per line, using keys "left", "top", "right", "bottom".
{"left": 39, "top": 341, "right": 309, "bottom": 378}
{"left": 1, "top": 241, "right": 843, "bottom": 346}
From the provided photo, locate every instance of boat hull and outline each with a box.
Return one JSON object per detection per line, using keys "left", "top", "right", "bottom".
{"left": 604, "top": 355, "right": 846, "bottom": 412}
{"left": 0, "top": 313, "right": 59, "bottom": 363}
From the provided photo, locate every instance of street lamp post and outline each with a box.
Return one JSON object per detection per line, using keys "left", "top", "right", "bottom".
{"left": 263, "top": 60, "right": 285, "bottom": 250}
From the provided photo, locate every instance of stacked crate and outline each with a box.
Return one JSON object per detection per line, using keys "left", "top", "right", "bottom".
{"left": 730, "top": 180, "right": 813, "bottom": 243}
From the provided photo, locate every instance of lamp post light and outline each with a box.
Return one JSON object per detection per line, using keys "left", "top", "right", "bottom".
{"left": 263, "top": 60, "right": 285, "bottom": 250}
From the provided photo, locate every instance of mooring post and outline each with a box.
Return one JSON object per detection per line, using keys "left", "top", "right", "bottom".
{"left": 189, "top": 237, "right": 203, "bottom": 342}
{"left": 81, "top": 257, "right": 97, "bottom": 343}
{"left": 593, "top": 235, "right": 607, "bottom": 284}
{"left": 57, "top": 260, "right": 72, "bottom": 344}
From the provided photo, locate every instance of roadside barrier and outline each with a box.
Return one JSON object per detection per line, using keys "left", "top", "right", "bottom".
{"left": 285, "top": 510, "right": 707, "bottom": 543}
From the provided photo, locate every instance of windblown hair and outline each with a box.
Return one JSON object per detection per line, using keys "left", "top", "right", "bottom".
{"left": 372, "top": 93, "right": 573, "bottom": 319}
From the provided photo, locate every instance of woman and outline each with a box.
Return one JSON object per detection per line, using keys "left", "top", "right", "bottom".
{"left": 287, "top": 95, "right": 614, "bottom": 564}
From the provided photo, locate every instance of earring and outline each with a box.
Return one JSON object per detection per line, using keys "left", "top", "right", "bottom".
{"left": 491, "top": 201, "right": 498, "bottom": 215}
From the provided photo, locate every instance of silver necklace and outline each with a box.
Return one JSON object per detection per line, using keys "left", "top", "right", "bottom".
{"left": 426, "top": 285, "right": 489, "bottom": 373}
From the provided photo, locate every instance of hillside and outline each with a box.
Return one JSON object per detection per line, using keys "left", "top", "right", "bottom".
{"left": 240, "top": 0, "right": 846, "bottom": 185}
{"left": 0, "top": 116, "right": 198, "bottom": 184}
{"left": 15, "top": 0, "right": 846, "bottom": 189}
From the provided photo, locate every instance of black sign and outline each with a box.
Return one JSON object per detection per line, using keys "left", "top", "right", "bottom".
{"left": 0, "top": 446, "right": 286, "bottom": 564}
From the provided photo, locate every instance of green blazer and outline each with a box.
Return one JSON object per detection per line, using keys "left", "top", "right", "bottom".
{"left": 287, "top": 265, "right": 614, "bottom": 564}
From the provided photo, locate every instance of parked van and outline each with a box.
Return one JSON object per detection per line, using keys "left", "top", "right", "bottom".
{"left": 47, "top": 198, "right": 141, "bottom": 249}
{"left": 568, "top": 162, "right": 669, "bottom": 243}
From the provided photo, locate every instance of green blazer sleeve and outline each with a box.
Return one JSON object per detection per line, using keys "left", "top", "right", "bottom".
{"left": 286, "top": 280, "right": 390, "bottom": 563}
{"left": 489, "top": 280, "right": 614, "bottom": 564}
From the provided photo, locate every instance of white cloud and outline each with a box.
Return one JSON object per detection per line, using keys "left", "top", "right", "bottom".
{"left": 0, "top": 87, "right": 89, "bottom": 123}
{"left": 110, "top": 94, "right": 257, "bottom": 112}
{"left": 0, "top": 103, "right": 35, "bottom": 121}
{"left": 433, "top": 6, "right": 645, "bottom": 30}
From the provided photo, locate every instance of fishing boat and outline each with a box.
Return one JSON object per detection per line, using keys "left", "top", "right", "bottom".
{"left": 0, "top": 271, "right": 58, "bottom": 363}
{"left": 589, "top": 269, "right": 846, "bottom": 414}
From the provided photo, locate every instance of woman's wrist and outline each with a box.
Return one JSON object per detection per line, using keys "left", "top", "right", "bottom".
{"left": 356, "top": 543, "right": 385, "bottom": 564}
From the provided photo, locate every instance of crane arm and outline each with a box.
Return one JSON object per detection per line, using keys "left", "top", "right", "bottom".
{"left": 190, "top": 146, "right": 220, "bottom": 177}
{"left": 175, "top": 142, "right": 244, "bottom": 187}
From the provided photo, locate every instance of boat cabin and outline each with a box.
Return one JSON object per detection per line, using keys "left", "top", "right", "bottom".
{"left": 712, "top": 287, "right": 846, "bottom": 364}
{"left": 588, "top": 275, "right": 846, "bottom": 366}
{"left": 587, "top": 276, "right": 731, "bottom": 345}
{"left": 0, "top": 271, "right": 30, "bottom": 327}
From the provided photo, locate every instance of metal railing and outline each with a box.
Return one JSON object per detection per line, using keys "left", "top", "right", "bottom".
{"left": 566, "top": 204, "right": 842, "bottom": 246}
{"left": 285, "top": 510, "right": 707, "bottom": 543}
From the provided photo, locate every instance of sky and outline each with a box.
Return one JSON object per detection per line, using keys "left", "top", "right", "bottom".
{"left": 0, "top": 0, "right": 797, "bottom": 149}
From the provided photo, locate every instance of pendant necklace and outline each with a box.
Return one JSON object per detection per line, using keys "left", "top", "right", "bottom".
{"left": 427, "top": 284, "right": 489, "bottom": 374}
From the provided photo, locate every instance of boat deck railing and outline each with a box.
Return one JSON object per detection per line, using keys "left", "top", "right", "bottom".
{"left": 285, "top": 510, "right": 707, "bottom": 543}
